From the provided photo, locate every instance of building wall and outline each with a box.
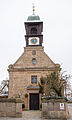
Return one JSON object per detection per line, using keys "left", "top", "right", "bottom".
{"left": 8, "top": 46, "right": 60, "bottom": 110}
{"left": 8, "top": 70, "right": 54, "bottom": 109}
{"left": 13, "top": 46, "right": 56, "bottom": 68}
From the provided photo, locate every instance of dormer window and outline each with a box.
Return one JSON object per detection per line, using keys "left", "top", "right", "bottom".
{"left": 31, "top": 27, "right": 37, "bottom": 34}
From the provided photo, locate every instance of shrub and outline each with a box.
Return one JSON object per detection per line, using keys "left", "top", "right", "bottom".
{"left": 40, "top": 104, "right": 42, "bottom": 108}
{"left": 25, "top": 93, "right": 28, "bottom": 98}
{"left": 22, "top": 103, "right": 25, "bottom": 108}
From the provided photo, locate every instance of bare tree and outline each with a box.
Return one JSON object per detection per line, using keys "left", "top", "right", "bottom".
{"left": 0, "top": 79, "right": 9, "bottom": 94}
{"left": 39, "top": 70, "right": 72, "bottom": 97}
{"left": 61, "top": 71, "right": 72, "bottom": 97}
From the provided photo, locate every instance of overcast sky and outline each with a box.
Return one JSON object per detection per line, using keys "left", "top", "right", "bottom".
{"left": 0, "top": 0, "right": 72, "bottom": 84}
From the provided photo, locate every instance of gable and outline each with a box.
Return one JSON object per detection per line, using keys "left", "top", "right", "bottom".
{"left": 12, "top": 47, "right": 56, "bottom": 69}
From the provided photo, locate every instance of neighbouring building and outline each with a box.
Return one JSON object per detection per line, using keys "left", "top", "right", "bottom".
{"left": 8, "top": 9, "right": 60, "bottom": 110}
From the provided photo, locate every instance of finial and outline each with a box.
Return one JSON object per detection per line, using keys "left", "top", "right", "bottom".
{"left": 32, "top": 3, "right": 35, "bottom": 15}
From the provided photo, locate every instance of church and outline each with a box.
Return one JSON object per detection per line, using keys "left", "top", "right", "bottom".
{"left": 8, "top": 7, "right": 60, "bottom": 110}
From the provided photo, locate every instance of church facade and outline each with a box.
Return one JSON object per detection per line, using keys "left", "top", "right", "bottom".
{"left": 8, "top": 13, "right": 60, "bottom": 110}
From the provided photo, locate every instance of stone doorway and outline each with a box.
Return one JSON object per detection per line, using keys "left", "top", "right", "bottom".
{"left": 29, "top": 93, "right": 39, "bottom": 110}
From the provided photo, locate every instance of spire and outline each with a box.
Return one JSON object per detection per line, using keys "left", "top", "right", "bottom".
{"left": 27, "top": 4, "right": 40, "bottom": 21}
{"left": 32, "top": 3, "right": 35, "bottom": 15}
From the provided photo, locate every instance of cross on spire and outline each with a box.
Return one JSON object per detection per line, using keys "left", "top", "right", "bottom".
{"left": 32, "top": 3, "right": 35, "bottom": 15}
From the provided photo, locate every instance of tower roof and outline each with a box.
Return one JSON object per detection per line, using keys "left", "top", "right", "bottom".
{"left": 27, "top": 3, "right": 40, "bottom": 22}
{"left": 27, "top": 15, "right": 40, "bottom": 21}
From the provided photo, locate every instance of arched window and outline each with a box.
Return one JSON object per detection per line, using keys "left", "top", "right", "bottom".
{"left": 31, "top": 28, "right": 37, "bottom": 34}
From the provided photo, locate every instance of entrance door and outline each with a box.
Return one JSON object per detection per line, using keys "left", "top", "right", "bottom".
{"left": 30, "top": 93, "right": 39, "bottom": 110}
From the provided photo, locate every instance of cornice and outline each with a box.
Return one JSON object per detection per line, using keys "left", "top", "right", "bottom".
{"left": 8, "top": 67, "right": 60, "bottom": 72}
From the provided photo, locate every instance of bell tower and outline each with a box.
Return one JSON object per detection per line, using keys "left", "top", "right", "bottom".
{"left": 24, "top": 4, "right": 43, "bottom": 47}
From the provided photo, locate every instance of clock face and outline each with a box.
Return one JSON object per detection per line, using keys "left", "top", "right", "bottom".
{"left": 31, "top": 38, "right": 37, "bottom": 44}
{"left": 28, "top": 37, "right": 39, "bottom": 45}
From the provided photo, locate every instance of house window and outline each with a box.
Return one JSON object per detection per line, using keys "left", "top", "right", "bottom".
{"left": 32, "top": 58, "right": 36, "bottom": 64}
{"left": 31, "top": 76, "right": 37, "bottom": 84}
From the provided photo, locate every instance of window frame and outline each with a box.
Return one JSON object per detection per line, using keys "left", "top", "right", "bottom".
{"left": 32, "top": 58, "right": 36, "bottom": 64}
{"left": 31, "top": 76, "right": 37, "bottom": 84}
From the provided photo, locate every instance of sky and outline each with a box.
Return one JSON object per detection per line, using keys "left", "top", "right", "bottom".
{"left": 0, "top": 0, "right": 72, "bottom": 84}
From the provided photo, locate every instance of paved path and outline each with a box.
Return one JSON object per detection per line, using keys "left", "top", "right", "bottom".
{"left": 22, "top": 110, "right": 42, "bottom": 120}
{"left": 0, "top": 111, "right": 43, "bottom": 120}
{"left": 0, "top": 110, "right": 71, "bottom": 120}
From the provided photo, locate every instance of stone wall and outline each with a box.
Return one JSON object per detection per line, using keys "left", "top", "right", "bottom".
{"left": 68, "top": 102, "right": 72, "bottom": 119}
{"left": 42, "top": 97, "right": 69, "bottom": 119}
{"left": 0, "top": 98, "right": 22, "bottom": 117}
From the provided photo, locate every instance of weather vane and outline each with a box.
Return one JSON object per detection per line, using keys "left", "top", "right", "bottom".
{"left": 32, "top": 3, "right": 35, "bottom": 15}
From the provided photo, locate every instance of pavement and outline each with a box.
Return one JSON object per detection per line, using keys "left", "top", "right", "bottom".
{"left": 0, "top": 111, "right": 43, "bottom": 120}
{"left": 0, "top": 104, "right": 72, "bottom": 120}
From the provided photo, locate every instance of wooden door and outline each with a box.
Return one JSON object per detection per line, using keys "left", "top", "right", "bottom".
{"left": 30, "top": 93, "right": 39, "bottom": 110}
